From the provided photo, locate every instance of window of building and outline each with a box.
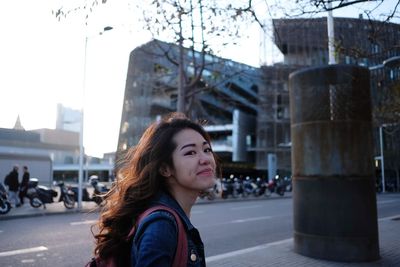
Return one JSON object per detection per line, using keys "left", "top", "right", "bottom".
{"left": 277, "top": 94, "right": 282, "bottom": 105}
{"left": 64, "top": 156, "right": 73, "bottom": 164}
{"left": 277, "top": 107, "right": 283, "bottom": 119}
{"left": 121, "top": 122, "right": 129, "bottom": 134}
{"left": 250, "top": 85, "right": 258, "bottom": 93}
{"left": 246, "top": 135, "right": 252, "bottom": 147}
{"left": 284, "top": 107, "right": 290, "bottom": 119}
{"left": 205, "top": 54, "right": 213, "bottom": 62}
{"left": 372, "top": 44, "right": 380, "bottom": 54}
{"left": 154, "top": 63, "right": 169, "bottom": 74}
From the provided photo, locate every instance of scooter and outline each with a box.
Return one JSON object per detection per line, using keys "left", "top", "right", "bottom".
{"left": 221, "top": 177, "right": 235, "bottom": 199}
{"left": 233, "top": 178, "right": 245, "bottom": 198}
{"left": 89, "top": 176, "right": 109, "bottom": 205}
{"left": 0, "top": 182, "right": 11, "bottom": 214}
{"left": 26, "top": 178, "right": 75, "bottom": 209}
{"left": 243, "top": 177, "right": 258, "bottom": 197}
{"left": 71, "top": 175, "right": 109, "bottom": 205}
{"left": 55, "top": 181, "right": 76, "bottom": 209}
{"left": 27, "top": 178, "right": 58, "bottom": 209}
{"left": 265, "top": 176, "right": 286, "bottom": 197}
{"left": 253, "top": 177, "right": 268, "bottom": 197}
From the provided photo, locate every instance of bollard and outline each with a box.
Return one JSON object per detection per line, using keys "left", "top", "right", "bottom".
{"left": 289, "top": 65, "right": 379, "bottom": 262}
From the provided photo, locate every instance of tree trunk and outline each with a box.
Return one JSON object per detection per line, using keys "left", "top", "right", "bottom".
{"left": 177, "top": 11, "right": 186, "bottom": 114}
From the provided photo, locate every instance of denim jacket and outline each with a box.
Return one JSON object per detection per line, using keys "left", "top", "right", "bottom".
{"left": 130, "top": 191, "right": 206, "bottom": 267}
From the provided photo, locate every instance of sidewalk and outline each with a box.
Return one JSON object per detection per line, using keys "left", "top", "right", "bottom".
{"left": 1, "top": 193, "right": 399, "bottom": 266}
{"left": 207, "top": 216, "right": 400, "bottom": 266}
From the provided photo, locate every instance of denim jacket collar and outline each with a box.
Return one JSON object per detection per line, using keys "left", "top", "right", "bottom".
{"left": 152, "top": 190, "right": 195, "bottom": 231}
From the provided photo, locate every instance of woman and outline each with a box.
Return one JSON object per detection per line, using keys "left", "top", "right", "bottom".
{"left": 92, "top": 113, "right": 219, "bottom": 267}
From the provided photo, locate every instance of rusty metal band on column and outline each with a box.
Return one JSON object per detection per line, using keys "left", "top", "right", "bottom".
{"left": 289, "top": 65, "right": 379, "bottom": 262}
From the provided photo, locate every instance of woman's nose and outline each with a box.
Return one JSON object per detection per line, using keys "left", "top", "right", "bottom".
{"left": 199, "top": 153, "right": 211, "bottom": 164}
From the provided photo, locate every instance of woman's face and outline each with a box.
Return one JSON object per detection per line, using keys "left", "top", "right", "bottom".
{"left": 165, "top": 128, "right": 216, "bottom": 194}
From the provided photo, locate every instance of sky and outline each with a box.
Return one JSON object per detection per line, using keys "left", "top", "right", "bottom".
{"left": 0, "top": 0, "right": 397, "bottom": 157}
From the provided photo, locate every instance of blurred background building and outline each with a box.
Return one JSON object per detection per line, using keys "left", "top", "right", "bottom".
{"left": 118, "top": 17, "right": 400, "bottom": 186}
{"left": 270, "top": 17, "right": 400, "bottom": 189}
{"left": 117, "top": 39, "right": 263, "bottom": 176}
{"left": 0, "top": 106, "right": 114, "bottom": 185}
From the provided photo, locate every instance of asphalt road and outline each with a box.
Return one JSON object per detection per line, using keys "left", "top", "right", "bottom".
{"left": 0, "top": 194, "right": 399, "bottom": 267}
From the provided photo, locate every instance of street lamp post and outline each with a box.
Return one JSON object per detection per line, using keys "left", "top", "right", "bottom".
{"left": 326, "top": 1, "right": 336, "bottom": 65}
{"left": 369, "top": 56, "right": 400, "bottom": 194}
{"left": 379, "top": 125, "right": 385, "bottom": 193}
{"left": 77, "top": 26, "right": 113, "bottom": 211}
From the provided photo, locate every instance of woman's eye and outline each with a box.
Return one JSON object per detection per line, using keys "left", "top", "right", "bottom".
{"left": 184, "top": 151, "right": 196, "bottom": 156}
{"left": 204, "top": 147, "right": 212, "bottom": 153}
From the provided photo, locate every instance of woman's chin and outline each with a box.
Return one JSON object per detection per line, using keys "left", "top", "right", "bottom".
{"left": 202, "top": 177, "right": 216, "bottom": 191}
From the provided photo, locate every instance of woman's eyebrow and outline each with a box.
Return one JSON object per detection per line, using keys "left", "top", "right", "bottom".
{"left": 180, "top": 143, "right": 196, "bottom": 150}
{"left": 180, "top": 141, "right": 209, "bottom": 150}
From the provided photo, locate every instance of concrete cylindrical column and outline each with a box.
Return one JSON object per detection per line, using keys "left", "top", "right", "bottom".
{"left": 289, "top": 65, "right": 379, "bottom": 262}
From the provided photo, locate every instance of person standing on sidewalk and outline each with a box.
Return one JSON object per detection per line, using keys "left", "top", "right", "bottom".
{"left": 19, "top": 166, "right": 30, "bottom": 205}
{"left": 4, "top": 165, "right": 21, "bottom": 207}
{"left": 90, "top": 113, "right": 219, "bottom": 267}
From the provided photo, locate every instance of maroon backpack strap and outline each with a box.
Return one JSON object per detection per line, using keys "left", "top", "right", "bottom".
{"left": 127, "top": 205, "right": 188, "bottom": 267}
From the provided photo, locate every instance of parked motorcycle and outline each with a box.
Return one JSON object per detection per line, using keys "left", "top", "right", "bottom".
{"left": 265, "top": 176, "right": 286, "bottom": 197}
{"left": 27, "top": 178, "right": 74, "bottom": 209}
{"left": 0, "top": 182, "right": 11, "bottom": 214}
{"left": 55, "top": 181, "right": 76, "bottom": 209}
{"left": 243, "top": 177, "right": 258, "bottom": 197}
{"left": 221, "top": 177, "right": 235, "bottom": 199}
{"left": 253, "top": 177, "right": 268, "bottom": 197}
{"left": 71, "top": 175, "right": 109, "bottom": 205}
{"left": 233, "top": 177, "right": 245, "bottom": 197}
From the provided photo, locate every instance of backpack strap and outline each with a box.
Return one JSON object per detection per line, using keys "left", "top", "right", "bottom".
{"left": 128, "top": 205, "right": 188, "bottom": 267}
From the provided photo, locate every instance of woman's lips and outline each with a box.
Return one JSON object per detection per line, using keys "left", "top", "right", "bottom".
{"left": 197, "top": 169, "right": 214, "bottom": 176}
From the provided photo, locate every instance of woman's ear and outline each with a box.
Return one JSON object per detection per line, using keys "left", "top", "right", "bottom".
{"left": 159, "top": 163, "right": 172, "bottom": 177}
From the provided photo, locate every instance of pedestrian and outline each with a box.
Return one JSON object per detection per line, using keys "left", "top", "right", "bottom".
{"left": 90, "top": 113, "right": 219, "bottom": 267}
{"left": 4, "top": 165, "right": 21, "bottom": 207}
{"left": 19, "top": 166, "right": 30, "bottom": 205}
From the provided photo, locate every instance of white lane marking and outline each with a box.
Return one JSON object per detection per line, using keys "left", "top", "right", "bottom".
{"left": 231, "top": 216, "right": 272, "bottom": 223}
{"left": 198, "top": 214, "right": 289, "bottom": 228}
{"left": 231, "top": 205, "right": 262, "bottom": 210}
{"left": 21, "top": 259, "right": 35, "bottom": 263}
{"left": 206, "top": 238, "right": 293, "bottom": 263}
{"left": 0, "top": 246, "right": 48, "bottom": 257}
{"left": 70, "top": 220, "right": 97, "bottom": 226}
{"left": 379, "top": 214, "right": 400, "bottom": 222}
{"left": 377, "top": 200, "right": 398, "bottom": 204}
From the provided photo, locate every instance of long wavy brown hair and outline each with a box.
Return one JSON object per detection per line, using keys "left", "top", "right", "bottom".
{"left": 92, "top": 113, "right": 220, "bottom": 262}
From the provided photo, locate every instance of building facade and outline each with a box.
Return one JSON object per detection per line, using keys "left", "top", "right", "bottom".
{"left": 272, "top": 17, "right": 400, "bottom": 67}
{"left": 117, "top": 18, "right": 400, "bottom": 182}
{"left": 0, "top": 115, "right": 114, "bottom": 184}
{"left": 117, "top": 40, "right": 263, "bottom": 176}
{"left": 260, "top": 17, "right": 400, "bottom": 184}
{"left": 56, "top": 104, "right": 81, "bottom": 133}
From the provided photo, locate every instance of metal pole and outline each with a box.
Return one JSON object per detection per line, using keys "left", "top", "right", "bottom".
{"left": 327, "top": 2, "right": 335, "bottom": 65}
{"left": 85, "top": 156, "right": 89, "bottom": 182}
{"left": 379, "top": 126, "right": 386, "bottom": 193}
{"left": 77, "top": 26, "right": 112, "bottom": 210}
{"left": 78, "top": 36, "right": 88, "bottom": 210}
